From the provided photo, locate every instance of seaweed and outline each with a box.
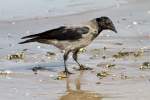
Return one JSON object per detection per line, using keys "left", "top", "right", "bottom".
{"left": 113, "top": 50, "right": 143, "bottom": 58}
{"left": 140, "top": 62, "right": 150, "bottom": 70}
{"left": 97, "top": 71, "right": 110, "bottom": 79}
{"left": 7, "top": 52, "right": 24, "bottom": 60}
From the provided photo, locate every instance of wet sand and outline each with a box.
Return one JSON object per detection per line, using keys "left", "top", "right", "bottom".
{"left": 0, "top": 0, "right": 150, "bottom": 100}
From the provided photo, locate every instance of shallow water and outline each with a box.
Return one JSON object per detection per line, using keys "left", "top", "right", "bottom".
{"left": 0, "top": 0, "right": 127, "bottom": 20}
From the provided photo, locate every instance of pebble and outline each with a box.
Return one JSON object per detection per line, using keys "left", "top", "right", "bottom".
{"left": 37, "top": 46, "right": 41, "bottom": 49}
{"left": 132, "top": 21, "right": 138, "bottom": 25}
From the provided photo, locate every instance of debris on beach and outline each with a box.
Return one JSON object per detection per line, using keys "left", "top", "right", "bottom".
{"left": 46, "top": 52, "right": 56, "bottom": 56}
{"left": 96, "top": 81, "right": 101, "bottom": 84}
{"left": 120, "top": 73, "right": 129, "bottom": 80}
{"left": 113, "top": 51, "right": 130, "bottom": 58}
{"left": 56, "top": 75, "right": 67, "bottom": 80}
{"left": 102, "top": 55, "right": 106, "bottom": 59}
{"left": 31, "top": 66, "right": 51, "bottom": 74}
{"left": 97, "top": 63, "right": 116, "bottom": 69}
{"left": 7, "top": 52, "right": 25, "bottom": 60}
{"left": 79, "top": 48, "right": 86, "bottom": 53}
{"left": 0, "top": 70, "right": 13, "bottom": 76}
{"left": 113, "top": 50, "right": 143, "bottom": 58}
{"left": 140, "top": 62, "right": 150, "bottom": 70}
{"left": 134, "top": 50, "right": 143, "bottom": 57}
{"left": 73, "top": 64, "right": 93, "bottom": 71}
{"left": 46, "top": 52, "right": 56, "bottom": 59}
{"left": 106, "top": 64, "right": 116, "bottom": 68}
{"left": 32, "top": 66, "right": 45, "bottom": 74}
{"left": 97, "top": 71, "right": 110, "bottom": 79}
{"left": 55, "top": 72, "right": 67, "bottom": 80}
{"left": 49, "top": 73, "right": 67, "bottom": 80}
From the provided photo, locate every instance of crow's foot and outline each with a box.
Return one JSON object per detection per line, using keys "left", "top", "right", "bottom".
{"left": 63, "top": 70, "right": 73, "bottom": 75}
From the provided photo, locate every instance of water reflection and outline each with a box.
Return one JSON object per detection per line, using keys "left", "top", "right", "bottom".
{"left": 60, "top": 71, "right": 102, "bottom": 100}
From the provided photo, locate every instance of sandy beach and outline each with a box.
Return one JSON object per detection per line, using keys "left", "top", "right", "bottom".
{"left": 0, "top": 0, "right": 150, "bottom": 100}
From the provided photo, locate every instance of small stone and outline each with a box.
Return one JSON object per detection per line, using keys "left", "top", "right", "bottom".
{"left": 37, "top": 46, "right": 41, "bottom": 49}
{"left": 132, "top": 21, "right": 138, "bottom": 25}
{"left": 96, "top": 82, "right": 101, "bottom": 84}
{"left": 102, "top": 56, "right": 106, "bottom": 59}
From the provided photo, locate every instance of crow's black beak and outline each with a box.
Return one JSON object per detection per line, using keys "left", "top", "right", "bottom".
{"left": 111, "top": 25, "right": 117, "bottom": 33}
{"left": 113, "top": 27, "right": 117, "bottom": 33}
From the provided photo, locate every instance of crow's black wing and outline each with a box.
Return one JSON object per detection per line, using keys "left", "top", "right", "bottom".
{"left": 21, "top": 26, "right": 89, "bottom": 40}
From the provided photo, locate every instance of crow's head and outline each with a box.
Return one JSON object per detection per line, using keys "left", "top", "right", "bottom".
{"left": 96, "top": 16, "right": 117, "bottom": 33}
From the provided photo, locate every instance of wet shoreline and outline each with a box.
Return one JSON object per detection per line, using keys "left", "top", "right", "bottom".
{"left": 0, "top": 0, "right": 150, "bottom": 100}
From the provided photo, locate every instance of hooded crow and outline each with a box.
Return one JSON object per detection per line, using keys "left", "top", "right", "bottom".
{"left": 19, "top": 16, "right": 117, "bottom": 75}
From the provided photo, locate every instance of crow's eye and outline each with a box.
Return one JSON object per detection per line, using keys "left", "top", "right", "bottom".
{"left": 107, "top": 22, "right": 113, "bottom": 26}
{"left": 105, "top": 20, "right": 112, "bottom": 24}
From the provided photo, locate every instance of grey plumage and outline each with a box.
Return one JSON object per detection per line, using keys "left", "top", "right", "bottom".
{"left": 19, "top": 16, "right": 117, "bottom": 75}
{"left": 19, "top": 26, "right": 89, "bottom": 44}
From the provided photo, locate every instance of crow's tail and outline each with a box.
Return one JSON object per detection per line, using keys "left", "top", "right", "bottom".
{"left": 19, "top": 38, "right": 37, "bottom": 44}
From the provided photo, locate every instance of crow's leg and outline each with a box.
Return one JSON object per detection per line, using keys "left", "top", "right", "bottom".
{"left": 63, "top": 50, "right": 72, "bottom": 75}
{"left": 73, "top": 49, "right": 92, "bottom": 70}
{"left": 73, "top": 49, "right": 81, "bottom": 67}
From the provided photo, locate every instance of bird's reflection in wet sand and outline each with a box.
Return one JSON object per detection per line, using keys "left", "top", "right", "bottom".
{"left": 60, "top": 71, "right": 102, "bottom": 100}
